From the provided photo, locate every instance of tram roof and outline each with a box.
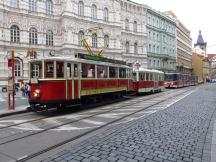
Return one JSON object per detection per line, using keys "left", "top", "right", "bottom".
{"left": 28, "top": 56, "right": 132, "bottom": 68}
{"left": 134, "top": 68, "right": 164, "bottom": 74}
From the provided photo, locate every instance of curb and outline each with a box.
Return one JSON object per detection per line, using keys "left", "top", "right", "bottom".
{"left": 0, "top": 109, "right": 29, "bottom": 118}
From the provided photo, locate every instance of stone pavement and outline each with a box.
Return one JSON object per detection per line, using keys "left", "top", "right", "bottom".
{"left": 0, "top": 91, "right": 29, "bottom": 116}
{"left": 41, "top": 84, "right": 216, "bottom": 162}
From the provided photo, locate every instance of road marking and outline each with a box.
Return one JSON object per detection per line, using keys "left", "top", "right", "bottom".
{"left": 82, "top": 119, "right": 105, "bottom": 125}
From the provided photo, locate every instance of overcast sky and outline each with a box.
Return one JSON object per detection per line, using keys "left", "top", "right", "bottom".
{"left": 133, "top": 0, "right": 216, "bottom": 54}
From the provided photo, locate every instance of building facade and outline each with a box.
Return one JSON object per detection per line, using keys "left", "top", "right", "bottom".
{"left": 146, "top": 7, "right": 176, "bottom": 72}
{"left": 165, "top": 11, "right": 192, "bottom": 74}
{"left": 0, "top": 0, "right": 148, "bottom": 89}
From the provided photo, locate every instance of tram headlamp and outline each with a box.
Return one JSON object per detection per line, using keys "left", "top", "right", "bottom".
{"left": 33, "top": 89, "right": 40, "bottom": 98}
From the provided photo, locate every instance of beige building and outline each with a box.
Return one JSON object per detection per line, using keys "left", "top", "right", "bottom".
{"left": 165, "top": 11, "right": 192, "bottom": 74}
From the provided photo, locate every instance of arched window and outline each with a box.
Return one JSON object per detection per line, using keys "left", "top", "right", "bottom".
{"left": 91, "top": 4, "right": 97, "bottom": 19}
{"left": 46, "top": 0, "right": 53, "bottom": 15}
{"left": 29, "top": 27, "right": 37, "bottom": 45}
{"left": 78, "top": 1, "right": 84, "bottom": 16}
{"left": 46, "top": 30, "right": 53, "bottom": 46}
{"left": 148, "top": 44, "right": 151, "bottom": 52}
{"left": 78, "top": 31, "right": 84, "bottom": 46}
{"left": 126, "top": 41, "right": 130, "bottom": 53}
{"left": 92, "top": 33, "right": 97, "bottom": 48}
{"left": 10, "top": 0, "right": 19, "bottom": 8}
{"left": 125, "top": 19, "right": 129, "bottom": 30}
{"left": 103, "top": 7, "right": 109, "bottom": 22}
{"left": 14, "top": 59, "right": 21, "bottom": 77}
{"left": 10, "top": 25, "right": 20, "bottom": 43}
{"left": 29, "top": 0, "right": 36, "bottom": 12}
{"left": 104, "top": 35, "right": 109, "bottom": 48}
{"left": 134, "top": 42, "right": 138, "bottom": 54}
{"left": 133, "top": 21, "right": 137, "bottom": 32}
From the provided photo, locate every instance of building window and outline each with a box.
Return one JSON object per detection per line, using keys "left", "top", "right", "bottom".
{"left": 92, "top": 33, "right": 97, "bottom": 48}
{"left": 126, "top": 41, "right": 130, "bottom": 53}
{"left": 46, "top": 0, "right": 53, "bottom": 15}
{"left": 29, "top": 27, "right": 37, "bottom": 45}
{"left": 91, "top": 4, "right": 97, "bottom": 19}
{"left": 134, "top": 42, "right": 138, "bottom": 54}
{"left": 104, "top": 35, "right": 109, "bottom": 48}
{"left": 125, "top": 19, "right": 129, "bottom": 30}
{"left": 103, "top": 7, "right": 109, "bottom": 22}
{"left": 78, "top": 1, "right": 84, "bottom": 16}
{"left": 46, "top": 30, "right": 53, "bottom": 46}
{"left": 29, "top": 0, "right": 36, "bottom": 12}
{"left": 10, "top": 25, "right": 20, "bottom": 43}
{"left": 10, "top": 0, "right": 19, "bottom": 8}
{"left": 78, "top": 31, "right": 84, "bottom": 46}
{"left": 133, "top": 21, "right": 137, "bottom": 32}
{"left": 148, "top": 44, "right": 151, "bottom": 52}
{"left": 153, "top": 45, "right": 155, "bottom": 53}
{"left": 14, "top": 59, "right": 21, "bottom": 77}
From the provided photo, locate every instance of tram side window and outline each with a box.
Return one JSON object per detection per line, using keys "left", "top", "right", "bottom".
{"left": 30, "top": 62, "right": 42, "bottom": 78}
{"left": 74, "top": 64, "right": 78, "bottom": 77}
{"left": 126, "top": 69, "right": 131, "bottom": 78}
{"left": 67, "top": 63, "right": 72, "bottom": 78}
{"left": 56, "top": 62, "right": 64, "bottom": 78}
{"left": 119, "top": 68, "right": 126, "bottom": 78}
{"left": 82, "top": 63, "right": 95, "bottom": 78}
{"left": 45, "top": 61, "right": 54, "bottom": 78}
{"left": 146, "top": 73, "right": 149, "bottom": 81}
{"left": 139, "top": 73, "right": 145, "bottom": 81}
{"left": 150, "top": 73, "right": 153, "bottom": 81}
{"left": 97, "top": 65, "right": 108, "bottom": 78}
{"left": 109, "top": 66, "right": 118, "bottom": 78}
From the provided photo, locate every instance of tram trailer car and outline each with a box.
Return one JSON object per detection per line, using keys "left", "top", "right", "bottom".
{"left": 133, "top": 69, "right": 164, "bottom": 93}
{"left": 28, "top": 54, "right": 134, "bottom": 109}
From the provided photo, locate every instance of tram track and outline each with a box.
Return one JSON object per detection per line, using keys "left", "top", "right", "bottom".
{"left": 0, "top": 89, "right": 174, "bottom": 144}
{"left": 0, "top": 87, "right": 196, "bottom": 162}
{"left": 0, "top": 88, "right": 173, "bottom": 131}
{"left": 16, "top": 87, "right": 196, "bottom": 162}
{"left": 0, "top": 88, "right": 193, "bottom": 146}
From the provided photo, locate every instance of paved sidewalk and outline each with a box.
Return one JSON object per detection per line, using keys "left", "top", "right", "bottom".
{"left": 41, "top": 84, "right": 216, "bottom": 162}
{"left": 0, "top": 91, "right": 29, "bottom": 116}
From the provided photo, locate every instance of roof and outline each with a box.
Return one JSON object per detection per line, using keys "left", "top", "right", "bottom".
{"left": 195, "top": 30, "right": 207, "bottom": 46}
{"left": 134, "top": 68, "right": 164, "bottom": 74}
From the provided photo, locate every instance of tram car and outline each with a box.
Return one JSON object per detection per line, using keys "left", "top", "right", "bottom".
{"left": 190, "top": 75, "right": 198, "bottom": 86}
{"left": 164, "top": 73, "right": 194, "bottom": 88}
{"left": 133, "top": 68, "right": 164, "bottom": 93}
{"left": 28, "top": 53, "right": 134, "bottom": 109}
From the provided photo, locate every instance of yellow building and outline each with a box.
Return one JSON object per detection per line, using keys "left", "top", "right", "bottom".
{"left": 192, "top": 52, "right": 211, "bottom": 83}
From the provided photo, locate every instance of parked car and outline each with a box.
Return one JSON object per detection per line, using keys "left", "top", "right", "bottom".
{"left": 211, "top": 78, "right": 216, "bottom": 83}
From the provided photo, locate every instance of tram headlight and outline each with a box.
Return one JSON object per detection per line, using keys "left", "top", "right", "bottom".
{"left": 33, "top": 89, "right": 40, "bottom": 98}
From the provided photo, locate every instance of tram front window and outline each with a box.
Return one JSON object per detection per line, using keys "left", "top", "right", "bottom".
{"left": 165, "top": 74, "right": 177, "bottom": 81}
{"left": 45, "top": 61, "right": 54, "bottom": 78}
{"left": 30, "top": 62, "right": 42, "bottom": 78}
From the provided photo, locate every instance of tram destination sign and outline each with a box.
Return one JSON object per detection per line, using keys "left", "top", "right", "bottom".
{"left": 76, "top": 53, "right": 126, "bottom": 65}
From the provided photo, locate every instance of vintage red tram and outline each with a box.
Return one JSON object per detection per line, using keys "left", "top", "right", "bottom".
{"left": 28, "top": 53, "right": 133, "bottom": 109}
{"left": 133, "top": 68, "right": 164, "bottom": 93}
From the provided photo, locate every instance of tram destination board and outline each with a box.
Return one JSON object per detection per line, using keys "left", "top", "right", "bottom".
{"left": 76, "top": 53, "right": 127, "bottom": 65}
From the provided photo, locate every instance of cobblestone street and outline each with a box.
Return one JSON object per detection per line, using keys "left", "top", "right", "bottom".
{"left": 41, "top": 84, "right": 216, "bottom": 162}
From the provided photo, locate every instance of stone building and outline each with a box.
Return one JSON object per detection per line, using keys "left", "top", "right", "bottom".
{"left": 165, "top": 11, "right": 192, "bottom": 74}
{"left": 0, "top": 0, "right": 148, "bottom": 90}
{"left": 146, "top": 7, "right": 176, "bottom": 72}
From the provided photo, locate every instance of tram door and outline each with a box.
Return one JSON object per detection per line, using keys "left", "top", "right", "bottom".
{"left": 66, "top": 62, "right": 81, "bottom": 100}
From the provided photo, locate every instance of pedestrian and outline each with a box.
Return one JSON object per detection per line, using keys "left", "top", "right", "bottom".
{"left": 21, "top": 83, "right": 25, "bottom": 96}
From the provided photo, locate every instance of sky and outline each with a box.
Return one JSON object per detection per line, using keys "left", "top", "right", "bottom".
{"left": 133, "top": 0, "right": 216, "bottom": 54}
